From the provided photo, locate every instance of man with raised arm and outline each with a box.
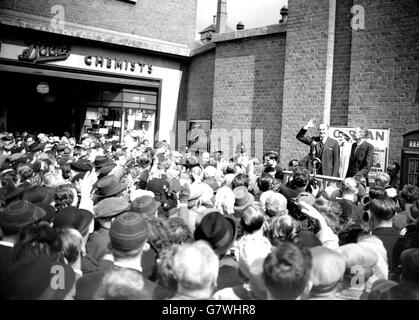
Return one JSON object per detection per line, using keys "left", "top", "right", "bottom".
{"left": 296, "top": 119, "right": 340, "bottom": 177}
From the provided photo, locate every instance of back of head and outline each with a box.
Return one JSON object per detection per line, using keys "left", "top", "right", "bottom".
{"left": 263, "top": 242, "right": 312, "bottom": 300}
{"left": 258, "top": 173, "right": 274, "bottom": 192}
{"left": 373, "top": 173, "right": 390, "bottom": 188}
{"left": 59, "top": 227, "right": 83, "bottom": 264}
{"left": 291, "top": 167, "right": 310, "bottom": 188}
{"left": 400, "top": 184, "right": 419, "bottom": 204}
{"left": 95, "top": 269, "right": 149, "bottom": 300}
{"left": 172, "top": 241, "right": 219, "bottom": 294}
{"left": 341, "top": 178, "right": 358, "bottom": 196}
{"left": 263, "top": 214, "right": 300, "bottom": 243}
{"left": 368, "top": 186, "right": 386, "bottom": 200}
{"left": 265, "top": 193, "right": 288, "bottom": 218}
{"left": 369, "top": 196, "right": 397, "bottom": 221}
{"left": 240, "top": 204, "right": 265, "bottom": 234}
{"left": 12, "top": 221, "right": 64, "bottom": 263}
{"left": 232, "top": 173, "right": 249, "bottom": 189}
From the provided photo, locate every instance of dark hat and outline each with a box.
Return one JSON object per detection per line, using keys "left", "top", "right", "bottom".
{"left": 5, "top": 183, "right": 30, "bottom": 203}
{"left": 109, "top": 211, "right": 149, "bottom": 252}
{"left": 94, "top": 156, "right": 113, "bottom": 169}
{"left": 94, "top": 175, "right": 127, "bottom": 198}
{"left": 95, "top": 197, "right": 130, "bottom": 219}
{"left": 36, "top": 203, "right": 57, "bottom": 222}
{"left": 10, "top": 145, "right": 25, "bottom": 154}
{"left": 53, "top": 206, "right": 93, "bottom": 237}
{"left": 71, "top": 172, "right": 87, "bottom": 183}
{"left": 130, "top": 195, "right": 158, "bottom": 218}
{"left": 70, "top": 159, "right": 93, "bottom": 172}
{"left": 194, "top": 211, "right": 237, "bottom": 256}
{"left": 146, "top": 178, "right": 170, "bottom": 196}
{"left": 1, "top": 253, "right": 75, "bottom": 300}
{"left": 22, "top": 186, "right": 56, "bottom": 205}
{"left": 137, "top": 157, "right": 151, "bottom": 168}
{"left": 98, "top": 163, "right": 117, "bottom": 178}
{"left": 233, "top": 186, "right": 254, "bottom": 211}
{"left": 0, "top": 200, "right": 46, "bottom": 233}
{"left": 27, "top": 143, "right": 43, "bottom": 153}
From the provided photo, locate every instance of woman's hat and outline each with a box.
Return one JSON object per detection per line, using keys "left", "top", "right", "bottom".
{"left": 53, "top": 206, "right": 93, "bottom": 237}
{"left": 0, "top": 200, "right": 46, "bottom": 233}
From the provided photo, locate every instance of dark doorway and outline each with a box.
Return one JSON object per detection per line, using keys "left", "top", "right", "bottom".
{"left": 2, "top": 72, "right": 84, "bottom": 138}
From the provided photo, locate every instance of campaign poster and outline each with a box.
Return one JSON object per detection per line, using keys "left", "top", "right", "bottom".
{"left": 330, "top": 127, "right": 390, "bottom": 181}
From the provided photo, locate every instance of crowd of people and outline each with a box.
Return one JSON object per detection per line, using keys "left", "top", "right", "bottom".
{"left": 0, "top": 125, "right": 418, "bottom": 300}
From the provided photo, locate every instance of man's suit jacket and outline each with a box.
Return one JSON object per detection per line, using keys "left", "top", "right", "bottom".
{"left": 296, "top": 128, "right": 340, "bottom": 177}
{"left": 346, "top": 140, "right": 374, "bottom": 179}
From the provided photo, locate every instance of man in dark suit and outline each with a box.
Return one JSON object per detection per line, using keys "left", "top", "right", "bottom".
{"left": 346, "top": 127, "right": 374, "bottom": 184}
{"left": 296, "top": 119, "right": 340, "bottom": 177}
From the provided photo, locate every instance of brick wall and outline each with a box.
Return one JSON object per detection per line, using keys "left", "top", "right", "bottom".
{"left": 186, "top": 50, "right": 215, "bottom": 122}
{"left": 0, "top": 0, "right": 197, "bottom": 46}
{"left": 330, "top": 0, "right": 353, "bottom": 126}
{"left": 211, "top": 33, "right": 286, "bottom": 159}
{"left": 279, "top": 0, "right": 335, "bottom": 167}
{"left": 348, "top": 0, "right": 419, "bottom": 164}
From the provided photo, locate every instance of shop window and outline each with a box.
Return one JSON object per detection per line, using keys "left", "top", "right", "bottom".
{"left": 81, "top": 87, "right": 157, "bottom": 145}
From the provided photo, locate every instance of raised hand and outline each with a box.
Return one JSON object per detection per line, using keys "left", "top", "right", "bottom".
{"left": 79, "top": 168, "right": 98, "bottom": 196}
{"left": 304, "top": 119, "right": 316, "bottom": 130}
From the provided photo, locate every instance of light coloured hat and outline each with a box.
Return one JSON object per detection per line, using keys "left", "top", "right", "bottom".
{"left": 309, "top": 246, "right": 346, "bottom": 291}
{"left": 237, "top": 234, "right": 272, "bottom": 281}
{"left": 337, "top": 243, "right": 378, "bottom": 276}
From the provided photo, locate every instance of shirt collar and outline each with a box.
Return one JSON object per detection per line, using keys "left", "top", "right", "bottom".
{"left": 0, "top": 240, "right": 14, "bottom": 247}
{"left": 113, "top": 261, "right": 143, "bottom": 273}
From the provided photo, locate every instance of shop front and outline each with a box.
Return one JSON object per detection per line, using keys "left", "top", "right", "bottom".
{"left": 0, "top": 28, "right": 183, "bottom": 148}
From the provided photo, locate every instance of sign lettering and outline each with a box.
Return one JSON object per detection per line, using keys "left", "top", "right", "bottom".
{"left": 84, "top": 55, "right": 152, "bottom": 74}
{"left": 18, "top": 44, "right": 71, "bottom": 63}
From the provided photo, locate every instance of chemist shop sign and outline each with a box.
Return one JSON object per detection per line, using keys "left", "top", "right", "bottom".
{"left": 84, "top": 55, "right": 153, "bottom": 75}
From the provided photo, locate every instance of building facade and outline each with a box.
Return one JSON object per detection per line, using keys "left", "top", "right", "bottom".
{"left": 0, "top": 0, "right": 418, "bottom": 178}
{"left": 0, "top": 0, "right": 196, "bottom": 148}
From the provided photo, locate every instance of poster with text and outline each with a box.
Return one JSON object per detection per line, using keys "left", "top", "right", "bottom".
{"left": 330, "top": 127, "right": 390, "bottom": 182}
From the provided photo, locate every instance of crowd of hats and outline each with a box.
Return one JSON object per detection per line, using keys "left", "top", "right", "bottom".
{"left": 0, "top": 130, "right": 418, "bottom": 300}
